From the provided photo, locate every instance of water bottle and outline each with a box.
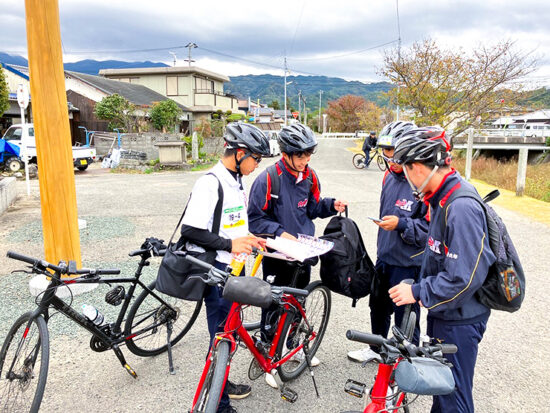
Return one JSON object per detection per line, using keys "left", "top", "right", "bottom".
{"left": 82, "top": 304, "right": 105, "bottom": 326}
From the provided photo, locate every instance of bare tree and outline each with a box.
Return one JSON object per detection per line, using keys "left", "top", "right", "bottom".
{"left": 381, "top": 39, "right": 537, "bottom": 137}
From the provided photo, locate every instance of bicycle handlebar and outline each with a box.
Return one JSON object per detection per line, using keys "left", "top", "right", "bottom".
{"left": 273, "top": 285, "right": 309, "bottom": 298}
{"left": 346, "top": 329, "right": 457, "bottom": 356}
{"left": 7, "top": 251, "right": 121, "bottom": 277}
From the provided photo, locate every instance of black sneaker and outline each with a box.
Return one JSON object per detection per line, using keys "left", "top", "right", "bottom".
{"left": 217, "top": 405, "right": 237, "bottom": 413}
{"left": 226, "top": 380, "right": 251, "bottom": 400}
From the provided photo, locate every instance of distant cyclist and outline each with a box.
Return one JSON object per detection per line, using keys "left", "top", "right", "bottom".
{"left": 361, "top": 131, "right": 377, "bottom": 167}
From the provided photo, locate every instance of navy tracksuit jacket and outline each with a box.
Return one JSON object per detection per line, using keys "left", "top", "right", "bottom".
{"left": 248, "top": 159, "right": 336, "bottom": 239}
{"left": 370, "top": 170, "right": 428, "bottom": 344}
{"left": 411, "top": 170, "right": 496, "bottom": 413}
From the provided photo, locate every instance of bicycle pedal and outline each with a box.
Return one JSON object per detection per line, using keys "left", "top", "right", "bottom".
{"left": 280, "top": 386, "right": 298, "bottom": 403}
{"left": 123, "top": 363, "right": 138, "bottom": 379}
{"left": 344, "top": 379, "right": 366, "bottom": 398}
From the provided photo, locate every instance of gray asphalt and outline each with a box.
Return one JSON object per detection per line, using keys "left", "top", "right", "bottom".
{"left": 0, "top": 139, "right": 548, "bottom": 413}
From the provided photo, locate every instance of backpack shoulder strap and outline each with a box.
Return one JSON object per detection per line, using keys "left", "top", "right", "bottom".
{"left": 207, "top": 172, "right": 224, "bottom": 235}
{"left": 307, "top": 166, "right": 321, "bottom": 202}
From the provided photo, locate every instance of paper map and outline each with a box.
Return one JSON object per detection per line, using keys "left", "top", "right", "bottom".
{"left": 264, "top": 234, "right": 334, "bottom": 262}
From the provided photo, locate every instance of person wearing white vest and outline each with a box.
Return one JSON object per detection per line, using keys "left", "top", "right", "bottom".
{"left": 180, "top": 122, "right": 270, "bottom": 413}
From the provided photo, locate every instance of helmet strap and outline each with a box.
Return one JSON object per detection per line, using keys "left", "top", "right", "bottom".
{"left": 403, "top": 164, "right": 439, "bottom": 200}
{"left": 234, "top": 150, "right": 251, "bottom": 176}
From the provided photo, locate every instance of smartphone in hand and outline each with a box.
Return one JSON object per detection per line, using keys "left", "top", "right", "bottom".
{"left": 367, "top": 216, "right": 383, "bottom": 223}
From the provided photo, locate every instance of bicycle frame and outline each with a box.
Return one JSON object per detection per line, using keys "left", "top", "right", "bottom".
{"left": 31, "top": 254, "right": 176, "bottom": 349}
{"left": 362, "top": 361, "right": 406, "bottom": 413}
{"left": 191, "top": 293, "right": 316, "bottom": 411}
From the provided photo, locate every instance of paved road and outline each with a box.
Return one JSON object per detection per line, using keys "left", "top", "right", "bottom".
{"left": 0, "top": 139, "right": 548, "bottom": 412}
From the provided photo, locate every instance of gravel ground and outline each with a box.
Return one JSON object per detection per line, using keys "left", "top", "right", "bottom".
{"left": 0, "top": 140, "right": 549, "bottom": 412}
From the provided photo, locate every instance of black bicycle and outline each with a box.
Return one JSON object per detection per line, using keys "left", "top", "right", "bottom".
{"left": 352, "top": 148, "right": 386, "bottom": 171}
{"left": 0, "top": 238, "right": 201, "bottom": 413}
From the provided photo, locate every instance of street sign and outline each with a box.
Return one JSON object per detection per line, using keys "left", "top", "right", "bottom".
{"left": 292, "top": 111, "right": 299, "bottom": 119}
{"left": 16, "top": 83, "right": 29, "bottom": 109}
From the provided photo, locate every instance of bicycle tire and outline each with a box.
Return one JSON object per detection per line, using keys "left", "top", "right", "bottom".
{"left": 377, "top": 154, "right": 387, "bottom": 171}
{"left": 352, "top": 153, "right": 366, "bottom": 169}
{"left": 199, "top": 340, "right": 231, "bottom": 413}
{"left": 275, "top": 281, "right": 331, "bottom": 381}
{"left": 125, "top": 280, "right": 202, "bottom": 357}
{"left": 0, "top": 312, "right": 49, "bottom": 413}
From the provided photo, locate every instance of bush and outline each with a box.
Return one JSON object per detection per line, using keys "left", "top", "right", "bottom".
{"left": 226, "top": 113, "right": 244, "bottom": 122}
{"left": 150, "top": 100, "right": 182, "bottom": 132}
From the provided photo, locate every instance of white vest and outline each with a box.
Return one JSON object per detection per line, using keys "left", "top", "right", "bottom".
{"left": 181, "top": 161, "right": 248, "bottom": 264}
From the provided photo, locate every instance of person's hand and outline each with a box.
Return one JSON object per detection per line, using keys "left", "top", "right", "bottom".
{"left": 231, "top": 235, "right": 264, "bottom": 254}
{"left": 377, "top": 215, "right": 399, "bottom": 231}
{"left": 388, "top": 283, "right": 416, "bottom": 306}
{"left": 334, "top": 200, "right": 348, "bottom": 213}
{"left": 280, "top": 232, "right": 297, "bottom": 241}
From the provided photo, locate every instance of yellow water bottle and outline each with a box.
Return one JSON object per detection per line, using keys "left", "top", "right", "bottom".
{"left": 230, "top": 253, "right": 247, "bottom": 276}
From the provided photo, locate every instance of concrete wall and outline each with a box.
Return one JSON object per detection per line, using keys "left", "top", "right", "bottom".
{"left": 0, "top": 177, "right": 17, "bottom": 215}
{"left": 93, "top": 133, "right": 225, "bottom": 160}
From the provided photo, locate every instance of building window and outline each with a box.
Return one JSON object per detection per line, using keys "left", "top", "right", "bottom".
{"left": 167, "top": 76, "right": 178, "bottom": 96}
{"left": 195, "top": 76, "right": 214, "bottom": 93}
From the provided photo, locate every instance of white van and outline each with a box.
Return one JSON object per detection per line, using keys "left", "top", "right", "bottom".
{"left": 2, "top": 124, "right": 97, "bottom": 171}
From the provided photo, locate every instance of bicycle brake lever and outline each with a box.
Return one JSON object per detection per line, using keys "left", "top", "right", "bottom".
{"left": 10, "top": 269, "right": 32, "bottom": 275}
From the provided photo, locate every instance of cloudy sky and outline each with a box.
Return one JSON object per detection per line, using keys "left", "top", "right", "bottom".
{"left": 2, "top": 0, "right": 550, "bottom": 86}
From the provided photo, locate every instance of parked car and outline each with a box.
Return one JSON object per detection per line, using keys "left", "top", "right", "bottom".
{"left": 2, "top": 124, "right": 97, "bottom": 171}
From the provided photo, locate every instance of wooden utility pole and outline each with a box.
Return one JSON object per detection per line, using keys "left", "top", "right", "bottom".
{"left": 25, "top": 0, "right": 82, "bottom": 267}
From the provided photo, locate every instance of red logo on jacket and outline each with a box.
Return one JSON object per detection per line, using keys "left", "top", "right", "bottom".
{"left": 297, "top": 198, "right": 308, "bottom": 208}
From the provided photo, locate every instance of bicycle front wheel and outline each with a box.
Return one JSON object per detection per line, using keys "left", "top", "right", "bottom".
{"left": 194, "top": 340, "right": 231, "bottom": 413}
{"left": 0, "top": 312, "right": 49, "bottom": 413}
{"left": 125, "top": 281, "right": 202, "bottom": 357}
{"left": 276, "top": 281, "right": 331, "bottom": 381}
{"left": 377, "top": 154, "right": 387, "bottom": 171}
{"left": 352, "top": 153, "right": 366, "bottom": 169}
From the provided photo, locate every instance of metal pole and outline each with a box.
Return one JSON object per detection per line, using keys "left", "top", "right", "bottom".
{"left": 284, "top": 56, "right": 288, "bottom": 126}
{"left": 395, "top": 0, "right": 402, "bottom": 121}
{"left": 303, "top": 97, "right": 307, "bottom": 127}
{"left": 465, "top": 128, "right": 474, "bottom": 181}
{"left": 516, "top": 148, "right": 528, "bottom": 196}
{"left": 318, "top": 90, "right": 323, "bottom": 133}
{"left": 298, "top": 90, "right": 302, "bottom": 123}
{"left": 19, "top": 105, "right": 30, "bottom": 196}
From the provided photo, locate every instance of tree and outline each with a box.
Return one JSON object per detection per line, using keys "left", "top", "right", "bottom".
{"left": 0, "top": 68, "right": 9, "bottom": 117}
{"left": 149, "top": 99, "right": 182, "bottom": 132}
{"left": 270, "top": 100, "right": 280, "bottom": 110}
{"left": 357, "top": 101, "right": 389, "bottom": 133}
{"left": 381, "top": 39, "right": 537, "bottom": 136}
{"left": 94, "top": 94, "right": 136, "bottom": 131}
{"left": 325, "top": 95, "right": 368, "bottom": 132}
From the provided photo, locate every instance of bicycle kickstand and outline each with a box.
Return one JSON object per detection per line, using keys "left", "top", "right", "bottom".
{"left": 166, "top": 320, "right": 176, "bottom": 375}
{"left": 303, "top": 341, "right": 320, "bottom": 398}
{"left": 112, "top": 345, "right": 138, "bottom": 379}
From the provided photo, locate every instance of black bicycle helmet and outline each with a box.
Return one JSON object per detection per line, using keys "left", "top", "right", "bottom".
{"left": 377, "top": 121, "right": 417, "bottom": 149}
{"left": 224, "top": 122, "right": 270, "bottom": 156}
{"left": 278, "top": 123, "right": 317, "bottom": 154}
{"left": 393, "top": 126, "right": 451, "bottom": 167}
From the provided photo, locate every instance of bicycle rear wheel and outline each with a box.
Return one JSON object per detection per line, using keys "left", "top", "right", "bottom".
{"left": 275, "top": 281, "right": 331, "bottom": 381}
{"left": 193, "top": 340, "right": 231, "bottom": 413}
{"left": 377, "top": 154, "right": 387, "bottom": 171}
{"left": 125, "top": 281, "right": 202, "bottom": 357}
{"left": 352, "top": 153, "right": 366, "bottom": 169}
{"left": 0, "top": 312, "right": 49, "bottom": 413}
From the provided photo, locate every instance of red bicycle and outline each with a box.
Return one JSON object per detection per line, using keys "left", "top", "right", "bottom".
{"left": 182, "top": 253, "right": 331, "bottom": 413}
{"left": 343, "top": 284, "right": 457, "bottom": 413}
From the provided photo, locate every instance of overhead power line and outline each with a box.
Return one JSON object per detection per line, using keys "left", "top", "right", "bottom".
{"left": 287, "top": 39, "right": 399, "bottom": 61}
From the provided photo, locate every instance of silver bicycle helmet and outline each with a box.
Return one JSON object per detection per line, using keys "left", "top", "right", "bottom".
{"left": 377, "top": 121, "right": 417, "bottom": 149}
{"left": 278, "top": 123, "right": 317, "bottom": 154}
{"left": 224, "top": 122, "right": 270, "bottom": 156}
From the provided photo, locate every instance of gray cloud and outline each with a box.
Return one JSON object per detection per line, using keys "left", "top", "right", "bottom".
{"left": 1, "top": 0, "right": 549, "bottom": 83}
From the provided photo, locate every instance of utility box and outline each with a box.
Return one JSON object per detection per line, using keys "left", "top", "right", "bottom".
{"left": 156, "top": 141, "right": 187, "bottom": 166}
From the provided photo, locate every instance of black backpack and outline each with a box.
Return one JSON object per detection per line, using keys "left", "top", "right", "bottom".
{"left": 319, "top": 208, "right": 376, "bottom": 307}
{"left": 440, "top": 187, "right": 525, "bottom": 312}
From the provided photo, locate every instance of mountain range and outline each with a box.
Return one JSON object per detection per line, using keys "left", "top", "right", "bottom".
{"left": 0, "top": 52, "right": 393, "bottom": 109}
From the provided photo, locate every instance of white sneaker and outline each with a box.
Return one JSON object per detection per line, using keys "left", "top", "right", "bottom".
{"left": 290, "top": 349, "right": 320, "bottom": 367}
{"left": 347, "top": 347, "right": 382, "bottom": 363}
{"left": 265, "top": 373, "right": 278, "bottom": 389}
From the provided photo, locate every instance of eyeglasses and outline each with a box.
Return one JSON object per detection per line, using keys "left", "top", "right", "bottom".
{"left": 249, "top": 154, "right": 262, "bottom": 164}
